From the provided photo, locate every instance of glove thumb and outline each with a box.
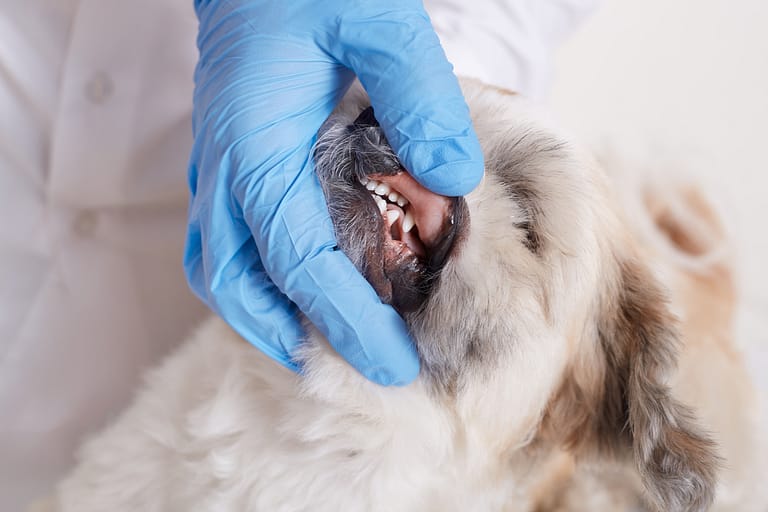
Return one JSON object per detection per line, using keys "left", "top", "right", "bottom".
{"left": 326, "top": 2, "right": 484, "bottom": 197}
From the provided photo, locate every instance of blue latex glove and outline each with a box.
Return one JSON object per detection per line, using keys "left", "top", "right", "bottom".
{"left": 185, "top": 0, "right": 484, "bottom": 385}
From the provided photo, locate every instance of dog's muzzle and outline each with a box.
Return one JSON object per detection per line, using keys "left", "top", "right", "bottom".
{"left": 315, "top": 107, "right": 469, "bottom": 313}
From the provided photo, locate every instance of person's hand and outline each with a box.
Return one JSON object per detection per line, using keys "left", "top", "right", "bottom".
{"left": 184, "top": 0, "right": 484, "bottom": 385}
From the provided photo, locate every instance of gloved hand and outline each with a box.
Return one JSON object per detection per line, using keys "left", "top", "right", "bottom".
{"left": 185, "top": 0, "right": 484, "bottom": 385}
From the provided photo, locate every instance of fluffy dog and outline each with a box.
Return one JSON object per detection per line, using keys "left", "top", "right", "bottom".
{"left": 52, "top": 79, "right": 765, "bottom": 512}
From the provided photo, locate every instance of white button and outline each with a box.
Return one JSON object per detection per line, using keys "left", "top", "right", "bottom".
{"left": 73, "top": 210, "right": 99, "bottom": 236}
{"left": 84, "top": 71, "right": 114, "bottom": 104}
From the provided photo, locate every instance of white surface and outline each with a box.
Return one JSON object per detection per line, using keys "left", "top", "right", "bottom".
{"left": 0, "top": 2, "right": 206, "bottom": 510}
{"left": 426, "top": 0, "right": 599, "bottom": 101}
{"left": 548, "top": 1, "right": 768, "bottom": 403}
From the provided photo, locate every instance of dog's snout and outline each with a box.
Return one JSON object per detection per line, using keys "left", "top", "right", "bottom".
{"left": 314, "top": 105, "right": 469, "bottom": 315}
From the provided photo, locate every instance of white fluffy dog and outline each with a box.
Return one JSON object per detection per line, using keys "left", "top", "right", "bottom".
{"left": 52, "top": 80, "right": 766, "bottom": 512}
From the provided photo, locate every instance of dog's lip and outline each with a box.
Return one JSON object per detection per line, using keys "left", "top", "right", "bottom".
{"left": 369, "top": 171, "right": 455, "bottom": 252}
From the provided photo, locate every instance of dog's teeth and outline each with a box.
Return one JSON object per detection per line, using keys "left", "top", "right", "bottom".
{"left": 386, "top": 209, "right": 400, "bottom": 226}
{"left": 402, "top": 209, "right": 415, "bottom": 233}
{"left": 359, "top": 176, "right": 369, "bottom": 186}
{"left": 365, "top": 180, "right": 379, "bottom": 191}
{"left": 397, "top": 197, "right": 408, "bottom": 207}
{"left": 388, "top": 192, "right": 400, "bottom": 203}
{"left": 374, "top": 183, "right": 390, "bottom": 196}
{"left": 374, "top": 195, "right": 387, "bottom": 214}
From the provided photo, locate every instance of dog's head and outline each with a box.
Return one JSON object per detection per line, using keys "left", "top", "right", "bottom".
{"left": 314, "top": 79, "right": 718, "bottom": 512}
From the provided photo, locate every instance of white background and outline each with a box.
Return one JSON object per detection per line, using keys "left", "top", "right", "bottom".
{"left": 548, "top": 0, "right": 768, "bottom": 406}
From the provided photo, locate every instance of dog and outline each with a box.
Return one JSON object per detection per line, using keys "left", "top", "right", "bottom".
{"left": 52, "top": 79, "right": 766, "bottom": 511}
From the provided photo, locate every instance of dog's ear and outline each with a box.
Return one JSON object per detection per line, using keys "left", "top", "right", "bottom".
{"left": 546, "top": 258, "right": 719, "bottom": 512}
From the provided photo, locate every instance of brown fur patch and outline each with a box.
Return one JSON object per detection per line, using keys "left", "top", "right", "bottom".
{"left": 644, "top": 185, "right": 724, "bottom": 258}
{"left": 489, "top": 85, "right": 518, "bottom": 97}
{"left": 541, "top": 258, "right": 719, "bottom": 512}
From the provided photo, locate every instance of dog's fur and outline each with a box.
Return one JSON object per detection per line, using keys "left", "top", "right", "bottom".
{"left": 52, "top": 79, "right": 766, "bottom": 512}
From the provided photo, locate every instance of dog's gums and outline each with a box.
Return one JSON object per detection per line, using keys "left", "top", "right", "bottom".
{"left": 362, "top": 173, "right": 426, "bottom": 260}
{"left": 362, "top": 172, "right": 462, "bottom": 262}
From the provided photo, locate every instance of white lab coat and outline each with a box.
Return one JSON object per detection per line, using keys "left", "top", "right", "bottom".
{"left": 0, "top": 0, "right": 595, "bottom": 508}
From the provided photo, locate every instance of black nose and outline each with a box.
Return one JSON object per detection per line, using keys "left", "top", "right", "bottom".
{"left": 353, "top": 106, "right": 379, "bottom": 128}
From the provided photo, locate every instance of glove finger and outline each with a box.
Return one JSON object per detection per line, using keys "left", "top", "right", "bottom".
{"left": 324, "top": 1, "right": 484, "bottom": 197}
{"left": 184, "top": 189, "right": 305, "bottom": 368}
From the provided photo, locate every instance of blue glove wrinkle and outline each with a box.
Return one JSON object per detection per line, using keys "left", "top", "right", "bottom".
{"left": 186, "top": 133, "right": 306, "bottom": 366}
{"left": 185, "top": 166, "right": 305, "bottom": 371}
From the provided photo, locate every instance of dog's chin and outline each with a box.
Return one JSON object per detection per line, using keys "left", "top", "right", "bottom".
{"left": 317, "top": 107, "right": 469, "bottom": 314}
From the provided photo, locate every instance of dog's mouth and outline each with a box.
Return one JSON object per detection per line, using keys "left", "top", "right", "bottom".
{"left": 362, "top": 170, "right": 461, "bottom": 265}
{"left": 315, "top": 107, "right": 468, "bottom": 313}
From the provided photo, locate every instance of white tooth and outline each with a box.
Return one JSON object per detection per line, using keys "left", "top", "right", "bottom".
{"left": 374, "top": 182, "right": 391, "bottom": 196}
{"left": 365, "top": 180, "right": 379, "bottom": 191}
{"left": 374, "top": 195, "right": 387, "bottom": 213}
{"left": 402, "top": 209, "right": 415, "bottom": 233}
{"left": 396, "top": 197, "right": 408, "bottom": 207}
{"left": 388, "top": 192, "right": 400, "bottom": 203}
{"left": 359, "top": 176, "right": 369, "bottom": 186}
{"left": 386, "top": 209, "right": 400, "bottom": 226}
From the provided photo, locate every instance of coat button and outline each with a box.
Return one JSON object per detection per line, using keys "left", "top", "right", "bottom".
{"left": 73, "top": 210, "right": 99, "bottom": 236}
{"left": 84, "top": 71, "right": 114, "bottom": 104}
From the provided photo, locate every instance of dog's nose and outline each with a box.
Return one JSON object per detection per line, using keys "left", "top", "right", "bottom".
{"left": 353, "top": 106, "right": 379, "bottom": 128}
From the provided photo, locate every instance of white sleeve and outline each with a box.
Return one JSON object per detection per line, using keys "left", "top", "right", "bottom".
{"left": 424, "top": 0, "right": 599, "bottom": 102}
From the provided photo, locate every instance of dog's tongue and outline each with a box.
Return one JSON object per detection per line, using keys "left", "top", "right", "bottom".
{"left": 374, "top": 171, "right": 454, "bottom": 250}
